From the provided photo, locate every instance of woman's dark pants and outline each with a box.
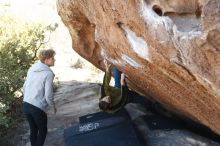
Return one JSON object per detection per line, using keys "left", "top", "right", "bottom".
{"left": 23, "top": 102, "right": 47, "bottom": 146}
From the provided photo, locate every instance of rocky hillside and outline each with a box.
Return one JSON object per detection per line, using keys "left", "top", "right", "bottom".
{"left": 5, "top": 81, "right": 220, "bottom": 146}
{"left": 0, "top": 81, "right": 220, "bottom": 146}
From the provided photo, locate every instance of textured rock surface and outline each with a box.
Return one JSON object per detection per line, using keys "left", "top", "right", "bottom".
{"left": 57, "top": 0, "right": 220, "bottom": 134}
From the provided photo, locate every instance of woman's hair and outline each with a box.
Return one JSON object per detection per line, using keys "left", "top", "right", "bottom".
{"left": 99, "top": 100, "right": 110, "bottom": 111}
{"left": 38, "top": 49, "right": 55, "bottom": 62}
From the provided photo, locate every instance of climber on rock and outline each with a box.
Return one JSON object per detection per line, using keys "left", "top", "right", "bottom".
{"left": 99, "top": 59, "right": 151, "bottom": 113}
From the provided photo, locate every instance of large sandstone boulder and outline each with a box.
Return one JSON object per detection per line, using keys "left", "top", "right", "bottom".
{"left": 57, "top": 0, "right": 220, "bottom": 135}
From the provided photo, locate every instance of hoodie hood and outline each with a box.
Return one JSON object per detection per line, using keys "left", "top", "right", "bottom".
{"left": 28, "top": 61, "right": 53, "bottom": 74}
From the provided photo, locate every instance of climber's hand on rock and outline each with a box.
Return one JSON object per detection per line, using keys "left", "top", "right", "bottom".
{"left": 104, "top": 59, "right": 112, "bottom": 71}
{"left": 121, "top": 73, "right": 126, "bottom": 85}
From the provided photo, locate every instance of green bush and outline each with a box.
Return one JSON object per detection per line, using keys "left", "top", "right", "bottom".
{"left": 0, "top": 15, "right": 47, "bottom": 135}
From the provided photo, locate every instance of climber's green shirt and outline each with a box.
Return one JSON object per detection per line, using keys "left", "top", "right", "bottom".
{"left": 100, "top": 69, "right": 128, "bottom": 113}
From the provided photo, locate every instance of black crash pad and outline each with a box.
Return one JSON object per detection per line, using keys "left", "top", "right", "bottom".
{"left": 79, "top": 108, "right": 129, "bottom": 124}
{"left": 64, "top": 116, "right": 144, "bottom": 146}
{"left": 141, "top": 114, "right": 220, "bottom": 145}
{"left": 142, "top": 114, "right": 184, "bottom": 130}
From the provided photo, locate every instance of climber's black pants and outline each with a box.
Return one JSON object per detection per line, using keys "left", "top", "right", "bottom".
{"left": 23, "top": 102, "right": 47, "bottom": 146}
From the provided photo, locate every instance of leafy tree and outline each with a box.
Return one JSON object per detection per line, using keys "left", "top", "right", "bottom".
{"left": 0, "top": 15, "right": 50, "bottom": 135}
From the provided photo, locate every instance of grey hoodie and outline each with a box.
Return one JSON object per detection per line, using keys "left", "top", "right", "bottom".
{"left": 23, "top": 61, "right": 55, "bottom": 112}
